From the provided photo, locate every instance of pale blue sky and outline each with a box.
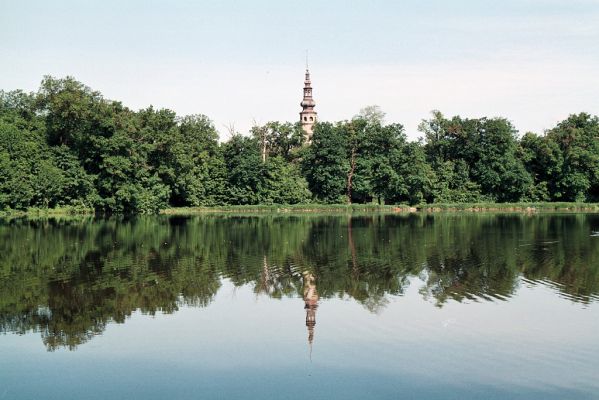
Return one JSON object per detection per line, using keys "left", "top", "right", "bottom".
{"left": 2, "top": 0, "right": 599, "bottom": 139}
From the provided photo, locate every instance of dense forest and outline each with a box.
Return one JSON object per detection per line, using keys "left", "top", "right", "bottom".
{"left": 1, "top": 76, "right": 598, "bottom": 213}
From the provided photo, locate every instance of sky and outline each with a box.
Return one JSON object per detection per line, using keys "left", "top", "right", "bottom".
{"left": 1, "top": 0, "right": 599, "bottom": 140}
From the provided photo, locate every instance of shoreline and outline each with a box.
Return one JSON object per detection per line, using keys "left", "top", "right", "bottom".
{"left": 161, "top": 202, "right": 599, "bottom": 214}
{"left": 2, "top": 202, "right": 598, "bottom": 219}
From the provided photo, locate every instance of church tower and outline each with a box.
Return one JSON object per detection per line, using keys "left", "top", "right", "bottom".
{"left": 299, "top": 66, "right": 317, "bottom": 142}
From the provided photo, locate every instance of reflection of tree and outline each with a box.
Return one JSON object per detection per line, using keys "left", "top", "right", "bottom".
{"left": 0, "top": 213, "right": 598, "bottom": 350}
{"left": 420, "top": 253, "right": 518, "bottom": 307}
{"left": 255, "top": 255, "right": 302, "bottom": 299}
{"left": 299, "top": 216, "right": 410, "bottom": 313}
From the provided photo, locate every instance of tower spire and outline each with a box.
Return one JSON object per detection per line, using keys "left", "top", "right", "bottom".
{"left": 305, "top": 49, "right": 309, "bottom": 70}
{"left": 299, "top": 54, "right": 317, "bottom": 143}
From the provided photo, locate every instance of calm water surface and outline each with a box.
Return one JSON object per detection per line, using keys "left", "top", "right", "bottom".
{"left": 1, "top": 213, "right": 598, "bottom": 399}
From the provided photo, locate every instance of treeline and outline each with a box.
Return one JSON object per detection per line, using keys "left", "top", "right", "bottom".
{"left": 1, "top": 76, "right": 598, "bottom": 213}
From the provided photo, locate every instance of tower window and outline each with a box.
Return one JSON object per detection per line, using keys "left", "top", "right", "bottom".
{"left": 309, "top": 117, "right": 313, "bottom": 121}
{"left": 304, "top": 116, "right": 307, "bottom": 121}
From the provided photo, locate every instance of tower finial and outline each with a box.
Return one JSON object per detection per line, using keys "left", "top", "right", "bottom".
{"left": 306, "top": 49, "right": 309, "bottom": 70}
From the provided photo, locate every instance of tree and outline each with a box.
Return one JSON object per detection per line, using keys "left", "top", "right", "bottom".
{"left": 223, "top": 135, "right": 264, "bottom": 204}
{"left": 36, "top": 76, "right": 105, "bottom": 149}
{"left": 3, "top": 76, "right": 599, "bottom": 212}
{"left": 545, "top": 113, "right": 599, "bottom": 201}
{"left": 419, "top": 112, "right": 532, "bottom": 202}
{"left": 429, "top": 160, "right": 484, "bottom": 203}
{"left": 355, "top": 105, "right": 386, "bottom": 125}
{"left": 262, "top": 156, "right": 311, "bottom": 204}
{"left": 519, "top": 132, "right": 561, "bottom": 201}
{"left": 302, "top": 123, "right": 349, "bottom": 203}
{"left": 363, "top": 122, "right": 409, "bottom": 204}
{"left": 251, "top": 121, "right": 304, "bottom": 162}
{"left": 156, "top": 114, "right": 226, "bottom": 206}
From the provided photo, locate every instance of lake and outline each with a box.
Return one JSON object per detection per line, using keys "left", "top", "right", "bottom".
{"left": 1, "top": 213, "right": 598, "bottom": 399}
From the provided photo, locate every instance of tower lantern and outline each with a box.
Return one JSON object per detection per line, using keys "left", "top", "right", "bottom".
{"left": 299, "top": 66, "right": 317, "bottom": 142}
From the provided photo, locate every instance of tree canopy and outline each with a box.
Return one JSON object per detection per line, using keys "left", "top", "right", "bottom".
{"left": 1, "top": 76, "right": 598, "bottom": 213}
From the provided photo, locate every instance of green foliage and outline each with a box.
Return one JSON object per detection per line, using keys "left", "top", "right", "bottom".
{"left": 36, "top": 76, "right": 106, "bottom": 148}
{"left": 429, "top": 160, "right": 484, "bottom": 203}
{"left": 420, "top": 111, "right": 532, "bottom": 203}
{"left": 1, "top": 77, "right": 599, "bottom": 212}
{"left": 262, "top": 156, "right": 311, "bottom": 204}
{"left": 223, "top": 134, "right": 265, "bottom": 204}
{"left": 251, "top": 121, "right": 304, "bottom": 161}
{"left": 545, "top": 113, "right": 599, "bottom": 201}
{"left": 519, "top": 132, "right": 561, "bottom": 201}
{"left": 302, "top": 122, "right": 349, "bottom": 203}
{"left": 304, "top": 116, "right": 430, "bottom": 205}
{"left": 158, "top": 114, "right": 226, "bottom": 206}
{"left": 519, "top": 114, "right": 599, "bottom": 202}
{"left": 222, "top": 135, "right": 310, "bottom": 205}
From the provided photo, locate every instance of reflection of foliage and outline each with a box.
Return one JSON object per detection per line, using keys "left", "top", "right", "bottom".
{"left": 1, "top": 214, "right": 599, "bottom": 350}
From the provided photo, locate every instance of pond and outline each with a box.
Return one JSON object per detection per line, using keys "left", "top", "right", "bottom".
{"left": 1, "top": 213, "right": 598, "bottom": 399}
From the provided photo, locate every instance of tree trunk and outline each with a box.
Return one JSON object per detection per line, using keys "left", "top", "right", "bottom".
{"left": 347, "top": 147, "right": 356, "bottom": 204}
{"left": 260, "top": 130, "right": 267, "bottom": 163}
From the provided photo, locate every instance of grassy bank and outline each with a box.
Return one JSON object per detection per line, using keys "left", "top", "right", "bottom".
{"left": 417, "top": 202, "right": 599, "bottom": 212}
{"left": 3, "top": 202, "right": 598, "bottom": 219}
{"left": 0, "top": 206, "right": 95, "bottom": 218}
{"left": 160, "top": 202, "right": 599, "bottom": 215}
{"left": 160, "top": 204, "right": 407, "bottom": 215}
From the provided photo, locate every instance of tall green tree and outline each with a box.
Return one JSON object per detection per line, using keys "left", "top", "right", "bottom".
{"left": 156, "top": 114, "right": 226, "bottom": 206}
{"left": 519, "top": 132, "right": 562, "bottom": 201}
{"left": 302, "top": 123, "right": 349, "bottom": 203}
{"left": 420, "top": 111, "right": 532, "bottom": 202}
{"left": 262, "top": 156, "right": 311, "bottom": 204}
{"left": 223, "top": 135, "right": 264, "bottom": 204}
{"left": 251, "top": 121, "right": 304, "bottom": 162}
{"left": 545, "top": 113, "right": 599, "bottom": 201}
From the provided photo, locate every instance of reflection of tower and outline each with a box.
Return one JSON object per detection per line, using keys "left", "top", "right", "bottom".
{"left": 299, "top": 64, "right": 317, "bottom": 143}
{"left": 303, "top": 271, "right": 319, "bottom": 358}
{"left": 258, "top": 255, "right": 272, "bottom": 295}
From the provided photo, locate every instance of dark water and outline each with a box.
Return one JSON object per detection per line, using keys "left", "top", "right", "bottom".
{"left": 1, "top": 213, "right": 599, "bottom": 399}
